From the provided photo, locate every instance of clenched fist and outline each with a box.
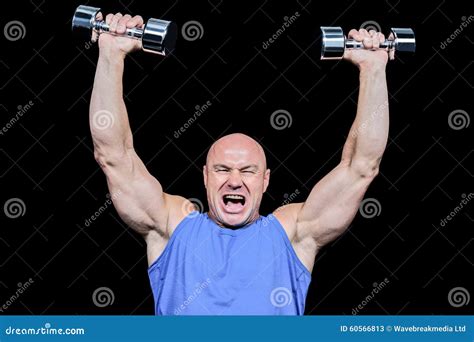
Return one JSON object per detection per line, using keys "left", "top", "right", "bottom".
{"left": 93, "top": 12, "right": 144, "bottom": 58}
{"left": 343, "top": 28, "right": 388, "bottom": 70}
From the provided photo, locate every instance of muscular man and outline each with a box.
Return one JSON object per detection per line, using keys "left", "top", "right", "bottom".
{"left": 90, "top": 12, "right": 389, "bottom": 315}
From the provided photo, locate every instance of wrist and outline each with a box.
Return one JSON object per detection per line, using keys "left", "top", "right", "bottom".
{"left": 359, "top": 64, "right": 386, "bottom": 78}
{"left": 96, "top": 33, "right": 128, "bottom": 61}
{"left": 98, "top": 47, "right": 126, "bottom": 64}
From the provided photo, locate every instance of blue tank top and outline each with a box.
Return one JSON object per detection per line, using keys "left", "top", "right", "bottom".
{"left": 148, "top": 212, "right": 311, "bottom": 315}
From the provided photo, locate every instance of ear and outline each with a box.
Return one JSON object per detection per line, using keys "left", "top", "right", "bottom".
{"left": 203, "top": 165, "right": 208, "bottom": 188}
{"left": 263, "top": 168, "right": 270, "bottom": 193}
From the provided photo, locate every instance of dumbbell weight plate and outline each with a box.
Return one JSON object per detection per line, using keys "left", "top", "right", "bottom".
{"left": 142, "top": 19, "right": 177, "bottom": 55}
{"left": 72, "top": 5, "right": 101, "bottom": 40}
{"left": 320, "top": 26, "right": 345, "bottom": 60}
{"left": 389, "top": 28, "right": 416, "bottom": 52}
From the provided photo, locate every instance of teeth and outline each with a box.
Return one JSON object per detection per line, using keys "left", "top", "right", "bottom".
{"left": 224, "top": 195, "right": 244, "bottom": 199}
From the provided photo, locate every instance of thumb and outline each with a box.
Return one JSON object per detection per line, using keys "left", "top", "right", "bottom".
{"left": 91, "top": 12, "right": 103, "bottom": 43}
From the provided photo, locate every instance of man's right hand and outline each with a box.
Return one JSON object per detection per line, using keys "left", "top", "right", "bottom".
{"left": 93, "top": 12, "right": 144, "bottom": 58}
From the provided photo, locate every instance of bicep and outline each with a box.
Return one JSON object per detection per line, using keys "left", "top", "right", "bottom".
{"left": 99, "top": 149, "right": 169, "bottom": 236}
{"left": 297, "top": 163, "right": 374, "bottom": 247}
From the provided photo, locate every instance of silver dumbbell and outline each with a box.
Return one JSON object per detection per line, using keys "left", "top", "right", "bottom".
{"left": 72, "top": 5, "right": 177, "bottom": 56}
{"left": 320, "top": 26, "right": 415, "bottom": 60}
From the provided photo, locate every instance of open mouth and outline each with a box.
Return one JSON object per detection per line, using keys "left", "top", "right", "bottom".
{"left": 222, "top": 194, "right": 246, "bottom": 212}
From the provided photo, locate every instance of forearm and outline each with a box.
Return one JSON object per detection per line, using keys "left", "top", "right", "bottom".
{"left": 90, "top": 53, "right": 133, "bottom": 161}
{"left": 343, "top": 66, "right": 389, "bottom": 174}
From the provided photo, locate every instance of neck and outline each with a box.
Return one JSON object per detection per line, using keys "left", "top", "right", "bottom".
{"left": 207, "top": 211, "right": 260, "bottom": 229}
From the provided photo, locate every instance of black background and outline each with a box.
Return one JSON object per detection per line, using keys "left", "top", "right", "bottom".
{"left": 0, "top": 0, "right": 472, "bottom": 315}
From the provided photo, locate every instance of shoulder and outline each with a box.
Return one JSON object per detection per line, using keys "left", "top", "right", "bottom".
{"left": 146, "top": 196, "right": 203, "bottom": 266}
{"left": 272, "top": 202, "right": 304, "bottom": 242}
{"left": 273, "top": 202, "right": 319, "bottom": 272}
{"left": 163, "top": 194, "right": 197, "bottom": 236}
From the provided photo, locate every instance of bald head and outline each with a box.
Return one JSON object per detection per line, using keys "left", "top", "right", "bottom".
{"left": 204, "top": 133, "right": 270, "bottom": 228}
{"left": 206, "top": 133, "right": 267, "bottom": 169}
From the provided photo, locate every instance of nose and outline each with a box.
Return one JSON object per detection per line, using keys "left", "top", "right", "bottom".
{"left": 226, "top": 169, "right": 243, "bottom": 189}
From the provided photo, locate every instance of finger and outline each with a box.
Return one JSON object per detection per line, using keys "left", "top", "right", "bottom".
{"left": 117, "top": 14, "right": 132, "bottom": 34}
{"left": 91, "top": 12, "right": 103, "bottom": 42}
{"left": 363, "top": 37, "right": 373, "bottom": 50}
{"left": 105, "top": 13, "right": 114, "bottom": 25}
{"left": 109, "top": 13, "right": 123, "bottom": 33}
{"left": 378, "top": 32, "right": 385, "bottom": 44}
{"left": 126, "top": 15, "right": 144, "bottom": 28}
{"left": 348, "top": 29, "right": 363, "bottom": 41}
{"left": 370, "top": 30, "right": 380, "bottom": 49}
{"left": 372, "top": 38, "right": 379, "bottom": 49}
{"left": 359, "top": 28, "right": 370, "bottom": 38}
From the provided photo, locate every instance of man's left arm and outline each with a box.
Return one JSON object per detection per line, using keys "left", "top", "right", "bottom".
{"left": 276, "top": 29, "right": 390, "bottom": 266}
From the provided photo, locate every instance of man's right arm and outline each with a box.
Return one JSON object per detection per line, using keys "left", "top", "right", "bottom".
{"left": 89, "top": 13, "right": 190, "bottom": 263}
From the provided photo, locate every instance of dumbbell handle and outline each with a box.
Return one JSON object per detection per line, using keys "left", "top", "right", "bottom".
{"left": 347, "top": 29, "right": 415, "bottom": 53}
{"left": 93, "top": 20, "right": 144, "bottom": 40}
{"left": 345, "top": 39, "right": 396, "bottom": 51}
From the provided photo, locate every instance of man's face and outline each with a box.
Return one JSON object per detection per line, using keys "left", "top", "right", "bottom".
{"left": 204, "top": 134, "right": 270, "bottom": 228}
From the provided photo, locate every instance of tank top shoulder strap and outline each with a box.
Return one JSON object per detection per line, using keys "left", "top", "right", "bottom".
{"left": 148, "top": 211, "right": 204, "bottom": 271}
{"left": 261, "top": 213, "right": 311, "bottom": 277}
